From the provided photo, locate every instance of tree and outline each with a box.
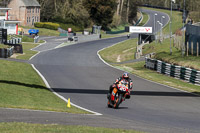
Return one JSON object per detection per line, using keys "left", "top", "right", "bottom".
{"left": 37, "top": 0, "right": 90, "bottom": 27}
{"left": 83, "top": 0, "right": 117, "bottom": 30}
{"left": 128, "top": 0, "right": 138, "bottom": 24}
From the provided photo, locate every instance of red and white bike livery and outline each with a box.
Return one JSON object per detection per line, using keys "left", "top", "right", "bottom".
{"left": 107, "top": 80, "right": 130, "bottom": 108}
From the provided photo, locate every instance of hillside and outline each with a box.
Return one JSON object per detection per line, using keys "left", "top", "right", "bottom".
{"left": 139, "top": 0, "right": 200, "bottom": 22}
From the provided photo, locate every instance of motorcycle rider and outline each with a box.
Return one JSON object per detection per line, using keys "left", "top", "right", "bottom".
{"left": 107, "top": 72, "right": 133, "bottom": 100}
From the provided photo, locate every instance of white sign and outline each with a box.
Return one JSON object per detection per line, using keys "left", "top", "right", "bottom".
{"left": 68, "top": 28, "right": 72, "bottom": 32}
{"left": 129, "top": 26, "right": 152, "bottom": 33}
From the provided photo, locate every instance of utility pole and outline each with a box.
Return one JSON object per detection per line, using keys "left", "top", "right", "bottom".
{"left": 170, "top": 0, "right": 173, "bottom": 55}
{"left": 182, "top": 0, "right": 186, "bottom": 57}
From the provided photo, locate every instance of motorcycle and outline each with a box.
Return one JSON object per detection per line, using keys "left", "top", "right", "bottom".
{"left": 107, "top": 80, "right": 129, "bottom": 109}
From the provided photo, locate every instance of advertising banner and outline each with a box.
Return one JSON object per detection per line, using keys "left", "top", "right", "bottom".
{"left": 129, "top": 26, "right": 152, "bottom": 33}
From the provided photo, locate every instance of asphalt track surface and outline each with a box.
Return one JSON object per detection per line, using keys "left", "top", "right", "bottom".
{"left": 1, "top": 9, "right": 200, "bottom": 133}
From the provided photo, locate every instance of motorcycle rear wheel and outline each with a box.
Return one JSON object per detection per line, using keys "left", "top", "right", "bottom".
{"left": 107, "top": 101, "right": 112, "bottom": 108}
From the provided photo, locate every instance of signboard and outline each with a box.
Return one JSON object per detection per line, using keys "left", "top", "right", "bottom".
{"left": 129, "top": 26, "right": 152, "bottom": 33}
{"left": 68, "top": 28, "right": 72, "bottom": 33}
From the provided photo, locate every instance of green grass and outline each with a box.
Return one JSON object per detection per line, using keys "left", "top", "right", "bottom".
{"left": 141, "top": 7, "right": 183, "bottom": 35}
{"left": 155, "top": 52, "right": 200, "bottom": 70}
{"left": 143, "top": 38, "right": 200, "bottom": 70}
{"left": 113, "top": 61, "right": 200, "bottom": 94}
{"left": 13, "top": 42, "right": 39, "bottom": 60}
{"left": 110, "top": 24, "right": 129, "bottom": 32}
{"left": 0, "top": 123, "right": 142, "bottom": 133}
{"left": 140, "top": 7, "right": 200, "bottom": 70}
{"left": 99, "top": 38, "right": 138, "bottom": 63}
{"left": 22, "top": 35, "right": 34, "bottom": 42}
{"left": 36, "top": 27, "right": 60, "bottom": 36}
{"left": 7, "top": 35, "right": 34, "bottom": 42}
{"left": 0, "top": 37, "right": 89, "bottom": 114}
{"left": 0, "top": 44, "right": 11, "bottom": 48}
{"left": 20, "top": 26, "right": 60, "bottom": 36}
{"left": 0, "top": 60, "right": 88, "bottom": 114}
{"left": 138, "top": 12, "right": 149, "bottom": 26}
{"left": 99, "top": 8, "right": 200, "bottom": 95}
{"left": 101, "top": 33, "right": 119, "bottom": 39}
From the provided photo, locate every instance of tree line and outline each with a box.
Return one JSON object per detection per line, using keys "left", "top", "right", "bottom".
{"left": 37, "top": 0, "right": 138, "bottom": 30}
{"left": 2, "top": 0, "right": 199, "bottom": 29}
{"left": 37, "top": 0, "right": 200, "bottom": 29}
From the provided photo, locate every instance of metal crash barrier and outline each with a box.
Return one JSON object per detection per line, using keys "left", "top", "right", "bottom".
{"left": 145, "top": 57, "right": 200, "bottom": 85}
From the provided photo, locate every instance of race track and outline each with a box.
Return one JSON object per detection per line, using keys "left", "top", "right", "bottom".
{"left": 2, "top": 9, "right": 200, "bottom": 133}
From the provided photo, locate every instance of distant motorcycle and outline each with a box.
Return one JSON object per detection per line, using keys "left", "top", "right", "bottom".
{"left": 107, "top": 81, "right": 129, "bottom": 109}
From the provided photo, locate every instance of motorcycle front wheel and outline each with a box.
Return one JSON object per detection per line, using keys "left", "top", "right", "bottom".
{"left": 113, "top": 94, "right": 122, "bottom": 109}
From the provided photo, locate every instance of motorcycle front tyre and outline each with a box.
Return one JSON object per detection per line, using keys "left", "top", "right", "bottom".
{"left": 114, "top": 94, "right": 122, "bottom": 109}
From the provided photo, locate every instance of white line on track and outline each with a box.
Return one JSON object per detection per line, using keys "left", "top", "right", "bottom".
{"left": 27, "top": 39, "right": 102, "bottom": 115}
{"left": 31, "top": 64, "right": 102, "bottom": 116}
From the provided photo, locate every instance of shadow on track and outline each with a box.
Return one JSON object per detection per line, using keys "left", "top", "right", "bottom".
{"left": 53, "top": 88, "right": 199, "bottom": 97}
{"left": 0, "top": 80, "right": 47, "bottom": 90}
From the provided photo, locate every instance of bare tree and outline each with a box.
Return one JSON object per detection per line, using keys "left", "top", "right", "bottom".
{"left": 120, "top": 0, "right": 124, "bottom": 16}
{"left": 126, "top": 0, "right": 129, "bottom": 22}
{"left": 116, "top": 0, "right": 121, "bottom": 15}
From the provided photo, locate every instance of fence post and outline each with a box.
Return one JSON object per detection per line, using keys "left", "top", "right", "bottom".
{"left": 197, "top": 42, "right": 199, "bottom": 57}
{"left": 187, "top": 42, "right": 189, "bottom": 56}
{"left": 191, "top": 42, "right": 193, "bottom": 55}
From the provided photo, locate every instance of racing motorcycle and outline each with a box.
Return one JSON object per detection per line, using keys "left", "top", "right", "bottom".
{"left": 107, "top": 80, "right": 129, "bottom": 109}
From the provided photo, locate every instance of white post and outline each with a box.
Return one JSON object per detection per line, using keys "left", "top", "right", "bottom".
{"left": 187, "top": 42, "right": 189, "bottom": 56}
{"left": 160, "top": 23, "right": 163, "bottom": 41}
{"left": 197, "top": 42, "right": 199, "bottom": 57}
{"left": 157, "top": 21, "right": 162, "bottom": 42}
{"left": 161, "top": 16, "right": 165, "bottom": 40}
{"left": 191, "top": 42, "right": 193, "bottom": 55}
{"left": 154, "top": 13, "right": 157, "bottom": 33}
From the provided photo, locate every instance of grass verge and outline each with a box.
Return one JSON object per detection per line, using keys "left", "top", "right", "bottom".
{"left": 99, "top": 38, "right": 138, "bottom": 63}
{"left": 141, "top": 7, "right": 183, "bottom": 35}
{"left": 143, "top": 37, "right": 200, "bottom": 70}
{"left": 0, "top": 39, "right": 90, "bottom": 114}
{"left": 21, "top": 26, "right": 60, "bottom": 36}
{"left": 98, "top": 8, "right": 200, "bottom": 95}
{"left": 138, "top": 12, "right": 149, "bottom": 26}
{"left": 113, "top": 61, "right": 200, "bottom": 94}
{"left": 12, "top": 42, "right": 39, "bottom": 60}
{"left": 0, "top": 60, "right": 89, "bottom": 114}
{"left": 0, "top": 122, "right": 142, "bottom": 133}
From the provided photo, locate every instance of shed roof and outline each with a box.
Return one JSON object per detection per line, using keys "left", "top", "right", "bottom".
{"left": 21, "top": 0, "right": 40, "bottom": 7}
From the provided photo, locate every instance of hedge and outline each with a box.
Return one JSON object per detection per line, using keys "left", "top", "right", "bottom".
{"left": 34, "top": 22, "right": 84, "bottom": 32}
{"left": 59, "top": 23, "right": 84, "bottom": 32}
{"left": 34, "top": 22, "right": 60, "bottom": 30}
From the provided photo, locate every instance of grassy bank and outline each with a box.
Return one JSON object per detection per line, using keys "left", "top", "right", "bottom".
{"left": 11, "top": 42, "right": 38, "bottom": 60}
{"left": 0, "top": 38, "right": 89, "bottom": 114}
{"left": 142, "top": 7, "right": 183, "bottom": 35}
{"left": 99, "top": 38, "right": 138, "bottom": 63}
{"left": 0, "top": 123, "right": 142, "bottom": 133}
{"left": 20, "top": 26, "right": 60, "bottom": 36}
{"left": 143, "top": 38, "right": 200, "bottom": 70}
{"left": 138, "top": 12, "right": 149, "bottom": 26}
{"left": 0, "top": 60, "right": 88, "bottom": 114}
{"left": 99, "top": 8, "right": 200, "bottom": 94}
{"left": 141, "top": 7, "right": 200, "bottom": 70}
{"left": 114, "top": 61, "right": 200, "bottom": 94}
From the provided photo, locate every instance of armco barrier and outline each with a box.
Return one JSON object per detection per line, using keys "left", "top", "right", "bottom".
{"left": 0, "top": 46, "right": 14, "bottom": 58}
{"left": 145, "top": 58, "right": 200, "bottom": 85}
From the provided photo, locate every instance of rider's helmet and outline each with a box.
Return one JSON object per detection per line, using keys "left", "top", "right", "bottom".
{"left": 122, "top": 72, "right": 129, "bottom": 79}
